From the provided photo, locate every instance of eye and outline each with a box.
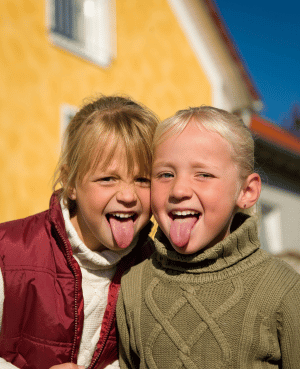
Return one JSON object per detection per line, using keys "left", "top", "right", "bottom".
{"left": 135, "top": 177, "right": 151, "bottom": 187}
{"left": 156, "top": 172, "right": 174, "bottom": 180}
{"left": 196, "top": 173, "right": 213, "bottom": 179}
{"left": 98, "top": 176, "right": 117, "bottom": 183}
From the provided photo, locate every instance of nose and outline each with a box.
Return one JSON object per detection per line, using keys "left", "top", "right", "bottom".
{"left": 116, "top": 184, "right": 137, "bottom": 205}
{"left": 169, "top": 176, "right": 193, "bottom": 202}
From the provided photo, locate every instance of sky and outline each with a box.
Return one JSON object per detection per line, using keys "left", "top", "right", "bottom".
{"left": 214, "top": 0, "right": 300, "bottom": 127}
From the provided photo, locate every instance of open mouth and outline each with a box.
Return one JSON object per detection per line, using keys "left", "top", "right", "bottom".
{"left": 106, "top": 212, "right": 138, "bottom": 223}
{"left": 169, "top": 210, "right": 200, "bottom": 220}
{"left": 106, "top": 212, "right": 138, "bottom": 249}
{"left": 168, "top": 210, "right": 200, "bottom": 248}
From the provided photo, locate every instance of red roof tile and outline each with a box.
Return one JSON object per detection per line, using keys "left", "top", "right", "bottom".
{"left": 250, "top": 114, "right": 300, "bottom": 155}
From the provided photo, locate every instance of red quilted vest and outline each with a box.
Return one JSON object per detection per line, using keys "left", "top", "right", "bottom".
{"left": 0, "top": 192, "right": 153, "bottom": 369}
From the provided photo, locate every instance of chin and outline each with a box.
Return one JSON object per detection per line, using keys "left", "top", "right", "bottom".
{"left": 173, "top": 247, "right": 193, "bottom": 255}
{"left": 170, "top": 241, "right": 199, "bottom": 255}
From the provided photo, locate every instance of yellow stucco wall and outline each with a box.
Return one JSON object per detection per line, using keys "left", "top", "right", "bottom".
{"left": 0, "top": 0, "right": 211, "bottom": 222}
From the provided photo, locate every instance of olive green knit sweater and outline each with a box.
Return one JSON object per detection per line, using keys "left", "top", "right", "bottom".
{"left": 117, "top": 214, "right": 300, "bottom": 368}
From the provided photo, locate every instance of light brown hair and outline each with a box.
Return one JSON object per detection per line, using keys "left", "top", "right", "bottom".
{"left": 53, "top": 95, "right": 159, "bottom": 213}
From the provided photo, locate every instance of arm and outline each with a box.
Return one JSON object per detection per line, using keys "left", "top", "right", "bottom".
{"left": 0, "top": 271, "right": 87, "bottom": 369}
{"left": 0, "top": 267, "right": 90, "bottom": 369}
{"left": 0, "top": 269, "right": 19, "bottom": 369}
{"left": 116, "top": 289, "right": 139, "bottom": 369}
{"left": 278, "top": 280, "right": 300, "bottom": 368}
{"left": 50, "top": 365, "right": 85, "bottom": 369}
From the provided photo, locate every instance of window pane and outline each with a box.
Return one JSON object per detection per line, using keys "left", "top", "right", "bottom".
{"left": 53, "top": 0, "right": 75, "bottom": 40}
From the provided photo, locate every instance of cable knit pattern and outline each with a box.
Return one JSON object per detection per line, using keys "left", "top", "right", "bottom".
{"left": 117, "top": 214, "right": 300, "bottom": 369}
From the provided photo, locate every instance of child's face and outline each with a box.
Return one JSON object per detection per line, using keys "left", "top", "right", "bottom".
{"left": 151, "top": 120, "right": 244, "bottom": 254}
{"left": 70, "top": 144, "right": 151, "bottom": 252}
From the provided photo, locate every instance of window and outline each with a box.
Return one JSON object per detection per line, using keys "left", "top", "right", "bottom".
{"left": 47, "top": 0, "right": 116, "bottom": 67}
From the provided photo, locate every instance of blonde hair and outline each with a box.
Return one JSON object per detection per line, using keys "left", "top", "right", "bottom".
{"left": 153, "top": 106, "right": 254, "bottom": 181}
{"left": 53, "top": 94, "right": 159, "bottom": 212}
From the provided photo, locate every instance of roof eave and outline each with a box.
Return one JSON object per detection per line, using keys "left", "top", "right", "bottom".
{"left": 202, "top": 0, "right": 262, "bottom": 109}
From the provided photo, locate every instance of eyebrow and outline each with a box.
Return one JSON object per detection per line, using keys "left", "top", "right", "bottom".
{"left": 153, "top": 161, "right": 173, "bottom": 167}
{"left": 153, "top": 160, "right": 219, "bottom": 170}
{"left": 190, "top": 161, "right": 218, "bottom": 170}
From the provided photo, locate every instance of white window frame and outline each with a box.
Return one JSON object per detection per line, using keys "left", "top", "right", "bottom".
{"left": 46, "top": 0, "right": 116, "bottom": 68}
{"left": 60, "top": 104, "right": 78, "bottom": 140}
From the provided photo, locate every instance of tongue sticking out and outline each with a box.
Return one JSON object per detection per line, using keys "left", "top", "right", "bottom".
{"left": 170, "top": 216, "right": 198, "bottom": 248}
{"left": 109, "top": 216, "right": 135, "bottom": 249}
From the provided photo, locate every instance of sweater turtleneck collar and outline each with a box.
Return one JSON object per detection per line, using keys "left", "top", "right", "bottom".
{"left": 154, "top": 213, "right": 261, "bottom": 274}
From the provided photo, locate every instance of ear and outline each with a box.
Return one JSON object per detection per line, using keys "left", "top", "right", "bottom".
{"left": 236, "top": 173, "right": 261, "bottom": 209}
{"left": 61, "top": 165, "right": 77, "bottom": 200}
{"left": 68, "top": 186, "right": 77, "bottom": 201}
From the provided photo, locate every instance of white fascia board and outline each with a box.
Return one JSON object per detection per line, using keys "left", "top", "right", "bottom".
{"left": 167, "top": 0, "right": 223, "bottom": 107}
{"left": 167, "top": 0, "right": 251, "bottom": 112}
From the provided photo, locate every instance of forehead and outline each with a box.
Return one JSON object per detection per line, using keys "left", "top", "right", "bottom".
{"left": 91, "top": 140, "right": 147, "bottom": 174}
{"left": 154, "top": 122, "right": 233, "bottom": 167}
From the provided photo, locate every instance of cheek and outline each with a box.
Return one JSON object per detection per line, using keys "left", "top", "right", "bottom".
{"left": 151, "top": 192, "right": 164, "bottom": 213}
{"left": 207, "top": 184, "right": 240, "bottom": 213}
{"left": 151, "top": 182, "right": 168, "bottom": 207}
{"left": 138, "top": 188, "right": 151, "bottom": 210}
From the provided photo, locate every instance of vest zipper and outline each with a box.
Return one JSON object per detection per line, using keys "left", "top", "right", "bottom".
{"left": 54, "top": 225, "right": 79, "bottom": 363}
{"left": 88, "top": 290, "right": 119, "bottom": 369}
{"left": 87, "top": 253, "right": 137, "bottom": 369}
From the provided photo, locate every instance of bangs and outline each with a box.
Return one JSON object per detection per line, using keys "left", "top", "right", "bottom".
{"left": 79, "top": 117, "right": 152, "bottom": 179}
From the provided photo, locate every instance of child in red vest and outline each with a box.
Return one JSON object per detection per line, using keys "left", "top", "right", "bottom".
{"left": 0, "top": 95, "right": 159, "bottom": 369}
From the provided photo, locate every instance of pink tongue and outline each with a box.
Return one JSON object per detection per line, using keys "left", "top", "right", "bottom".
{"left": 109, "top": 217, "right": 135, "bottom": 249}
{"left": 170, "top": 216, "right": 198, "bottom": 248}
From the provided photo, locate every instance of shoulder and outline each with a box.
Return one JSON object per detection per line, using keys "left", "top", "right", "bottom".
{"left": 0, "top": 210, "right": 49, "bottom": 240}
{"left": 267, "top": 252, "right": 300, "bottom": 281}
{"left": 268, "top": 257, "right": 300, "bottom": 324}
{"left": 0, "top": 193, "right": 65, "bottom": 248}
{"left": 0, "top": 210, "right": 55, "bottom": 269}
{"left": 257, "top": 251, "right": 300, "bottom": 300}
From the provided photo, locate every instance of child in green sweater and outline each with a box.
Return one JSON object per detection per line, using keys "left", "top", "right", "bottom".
{"left": 117, "top": 106, "right": 300, "bottom": 368}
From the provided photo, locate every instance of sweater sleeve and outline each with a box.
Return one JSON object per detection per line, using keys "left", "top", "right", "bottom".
{"left": 116, "top": 288, "right": 139, "bottom": 369}
{"left": 278, "top": 279, "right": 300, "bottom": 368}
{"left": 0, "top": 269, "right": 19, "bottom": 369}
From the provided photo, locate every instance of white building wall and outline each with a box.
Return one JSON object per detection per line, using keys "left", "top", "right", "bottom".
{"left": 258, "top": 183, "right": 300, "bottom": 254}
